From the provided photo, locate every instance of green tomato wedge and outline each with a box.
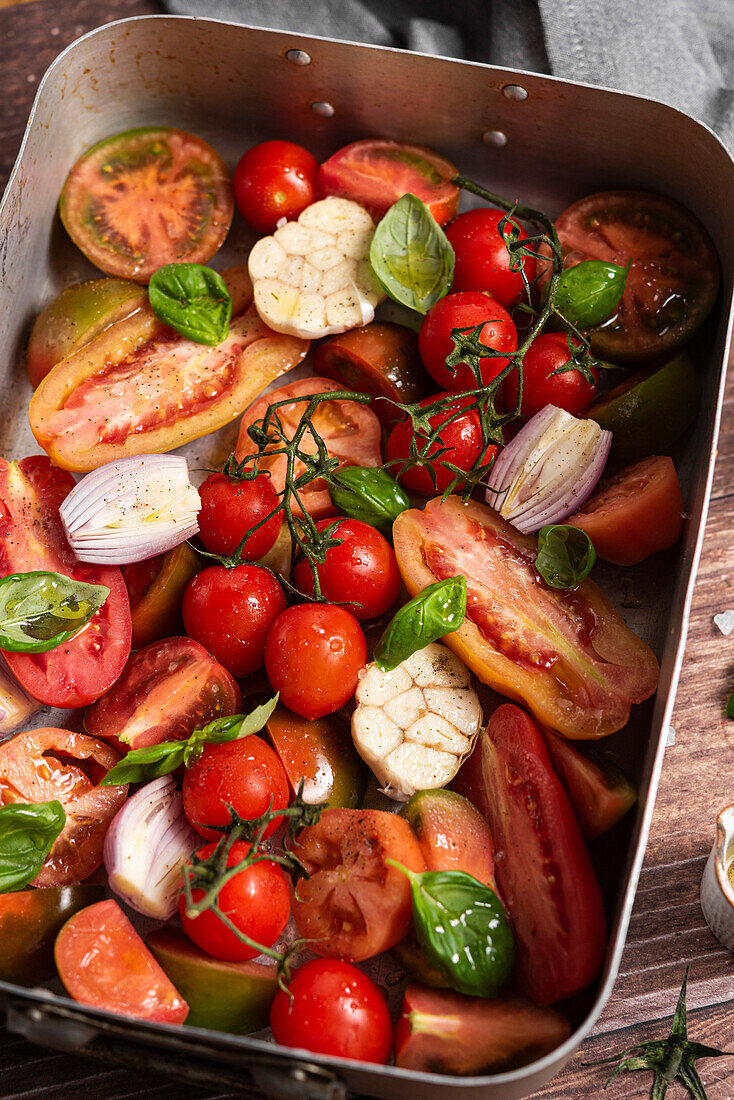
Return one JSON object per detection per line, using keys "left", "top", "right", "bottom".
{"left": 0, "top": 885, "right": 106, "bottom": 985}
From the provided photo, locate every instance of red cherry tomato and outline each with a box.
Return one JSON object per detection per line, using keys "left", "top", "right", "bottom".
{"left": 182, "top": 564, "right": 286, "bottom": 678}
{"left": 293, "top": 518, "right": 402, "bottom": 620}
{"left": 264, "top": 604, "right": 367, "bottom": 720}
{"left": 179, "top": 840, "right": 290, "bottom": 962}
{"left": 182, "top": 734, "right": 290, "bottom": 840}
{"left": 271, "top": 958, "right": 393, "bottom": 1064}
{"left": 197, "top": 472, "right": 281, "bottom": 559}
{"left": 503, "top": 333, "right": 599, "bottom": 418}
{"left": 233, "top": 140, "right": 318, "bottom": 234}
{"left": 445, "top": 208, "right": 536, "bottom": 308}
{"left": 386, "top": 393, "right": 498, "bottom": 494}
{"left": 418, "top": 291, "right": 517, "bottom": 392}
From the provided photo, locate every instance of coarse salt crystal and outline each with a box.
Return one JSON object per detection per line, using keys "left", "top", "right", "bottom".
{"left": 714, "top": 610, "right": 734, "bottom": 636}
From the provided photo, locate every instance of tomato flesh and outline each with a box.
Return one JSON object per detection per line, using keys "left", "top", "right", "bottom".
{"left": 265, "top": 704, "right": 367, "bottom": 808}
{"left": 567, "top": 455, "right": 685, "bottom": 566}
{"left": 541, "top": 727, "right": 637, "bottom": 839}
{"left": 400, "top": 788, "right": 496, "bottom": 889}
{"left": 0, "top": 885, "right": 106, "bottom": 985}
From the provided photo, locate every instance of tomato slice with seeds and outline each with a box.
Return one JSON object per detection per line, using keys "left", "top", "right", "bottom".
{"left": 549, "top": 190, "right": 719, "bottom": 362}
{"left": 59, "top": 127, "right": 234, "bottom": 282}
{"left": 0, "top": 456, "right": 131, "bottom": 708}
{"left": 393, "top": 495, "right": 659, "bottom": 739}
{"left": 317, "top": 140, "right": 459, "bottom": 225}
{"left": 0, "top": 727, "right": 127, "bottom": 887}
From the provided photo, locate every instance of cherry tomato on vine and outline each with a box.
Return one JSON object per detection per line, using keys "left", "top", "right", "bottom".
{"left": 418, "top": 291, "right": 517, "bottom": 392}
{"left": 233, "top": 140, "right": 318, "bottom": 234}
{"left": 182, "top": 734, "right": 290, "bottom": 840}
{"left": 179, "top": 840, "right": 290, "bottom": 962}
{"left": 197, "top": 471, "right": 281, "bottom": 559}
{"left": 445, "top": 208, "right": 536, "bottom": 308}
{"left": 386, "top": 393, "right": 499, "bottom": 494}
{"left": 293, "top": 518, "right": 401, "bottom": 620}
{"left": 264, "top": 604, "right": 367, "bottom": 720}
{"left": 182, "top": 564, "right": 286, "bottom": 677}
{"left": 503, "top": 332, "right": 599, "bottom": 418}
{"left": 270, "top": 958, "right": 393, "bottom": 1064}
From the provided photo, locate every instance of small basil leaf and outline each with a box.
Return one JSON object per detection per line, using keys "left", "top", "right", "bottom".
{"left": 390, "top": 863, "right": 514, "bottom": 998}
{"left": 0, "top": 571, "right": 109, "bottom": 653}
{"left": 370, "top": 193, "right": 455, "bottom": 314}
{"left": 536, "top": 525, "right": 596, "bottom": 589}
{"left": 554, "top": 260, "right": 629, "bottom": 329}
{"left": 328, "top": 467, "right": 410, "bottom": 536}
{"left": 195, "top": 696, "right": 279, "bottom": 745}
{"left": 374, "top": 576, "right": 466, "bottom": 672}
{"left": 0, "top": 800, "right": 66, "bottom": 893}
{"left": 148, "top": 263, "right": 232, "bottom": 345}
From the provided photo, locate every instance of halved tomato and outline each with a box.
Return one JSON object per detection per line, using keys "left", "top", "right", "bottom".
{"left": 29, "top": 302, "right": 309, "bottom": 472}
{"left": 392, "top": 495, "right": 659, "bottom": 739}
{"left": 455, "top": 705, "right": 607, "bottom": 1005}
{"left": 549, "top": 190, "right": 719, "bottom": 362}
{"left": 0, "top": 457, "right": 131, "bottom": 708}
{"left": 85, "top": 637, "right": 241, "bottom": 752}
{"left": 0, "top": 727, "right": 127, "bottom": 887}
{"left": 59, "top": 126, "right": 233, "bottom": 283}
{"left": 55, "top": 899, "right": 189, "bottom": 1022}
{"left": 122, "top": 543, "right": 201, "bottom": 649}
{"left": 26, "top": 278, "right": 147, "bottom": 389}
{"left": 290, "top": 807, "right": 425, "bottom": 961}
{"left": 567, "top": 455, "right": 685, "bottom": 566}
{"left": 541, "top": 727, "right": 637, "bottom": 839}
{"left": 236, "top": 376, "right": 383, "bottom": 518}
{"left": 317, "top": 140, "right": 459, "bottom": 225}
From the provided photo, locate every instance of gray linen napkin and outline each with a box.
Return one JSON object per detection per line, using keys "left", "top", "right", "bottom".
{"left": 164, "top": 0, "right": 734, "bottom": 149}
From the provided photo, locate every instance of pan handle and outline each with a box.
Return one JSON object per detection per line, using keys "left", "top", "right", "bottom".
{"left": 4, "top": 997, "right": 346, "bottom": 1100}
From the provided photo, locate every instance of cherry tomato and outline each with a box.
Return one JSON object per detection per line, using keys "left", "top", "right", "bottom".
{"left": 503, "top": 333, "right": 598, "bottom": 418}
{"left": 445, "top": 208, "right": 536, "bottom": 308}
{"left": 290, "top": 807, "right": 425, "bottom": 960}
{"left": 233, "top": 140, "right": 318, "bottom": 234}
{"left": 293, "top": 518, "right": 401, "bottom": 620}
{"left": 182, "top": 735, "right": 290, "bottom": 840}
{"left": 386, "top": 393, "right": 498, "bottom": 494}
{"left": 264, "top": 604, "right": 367, "bottom": 720}
{"left": 418, "top": 291, "right": 517, "bottom": 392}
{"left": 567, "top": 455, "right": 685, "bottom": 566}
{"left": 271, "top": 959, "right": 393, "bottom": 1064}
{"left": 179, "top": 841, "right": 290, "bottom": 962}
{"left": 197, "top": 471, "right": 280, "bottom": 559}
{"left": 183, "top": 564, "right": 286, "bottom": 677}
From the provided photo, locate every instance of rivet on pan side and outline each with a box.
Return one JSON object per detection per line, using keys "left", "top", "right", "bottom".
{"left": 483, "top": 130, "right": 507, "bottom": 148}
{"left": 311, "top": 101, "right": 335, "bottom": 117}
{"left": 502, "top": 83, "right": 528, "bottom": 101}
{"left": 285, "top": 48, "right": 311, "bottom": 66}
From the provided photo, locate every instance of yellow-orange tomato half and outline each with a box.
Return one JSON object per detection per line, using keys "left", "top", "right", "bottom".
{"left": 392, "top": 496, "right": 659, "bottom": 739}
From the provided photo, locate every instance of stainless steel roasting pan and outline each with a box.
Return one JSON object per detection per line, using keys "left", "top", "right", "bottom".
{"left": 0, "top": 15, "right": 733, "bottom": 1100}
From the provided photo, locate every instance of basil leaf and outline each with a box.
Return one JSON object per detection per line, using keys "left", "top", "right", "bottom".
{"left": 0, "top": 800, "right": 66, "bottom": 893}
{"left": 536, "top": 525, "right": 596, "bottom": 589}
{"left": 0, "top": 571, "right": 109, "bottom": 653}
{"left": 370, "top": 193, "right": 454, "bottom": 314}
{"left": 554, "top": 260, "right": 629, "bottom": 329}
{"left": 101, "top": 695, "right": 279, "bottom": 785}
{"left": 374, "top": 576, "right": 466, "bottom": 672}
{"left": 390, "top": 863, "right": 514, "bottom": 998}
{"left": 328, "top": 467, "right": 410, "bottom": 537}
{"left": 148, "top": 263, "right": 232, "bottom": 345}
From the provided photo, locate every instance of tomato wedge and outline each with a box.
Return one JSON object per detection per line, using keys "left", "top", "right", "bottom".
{"left": 29, "top": 302, "right": 309, "bottom": 472}
{"left": 0, "top": 457, "right": 131, "bottom": 707}
{"left": 55, "top": 899, "right": 189, "bottom": 1022}
{"left": 541, "top": 727, "right": 637, "bottom": 839}
{"left": 122, "top": 543, "right": 201, "bottom": 649}
{"left": 85, "top": 637, "right": 241, "bottom": 752}
{"left": 392, "top": 495, "right": 659, "bottom": 739}
{"left": 455, "top": 705, "right": 607, "bottom": 1005}
{"left": 317, "top": 140, "right": 459, "bottom": 225}
{"left": 290, "top": 807, "right": 425, "bottom": 961}
{"left": 236, "top": 377, "right": 383, "bottom": 518}
{"left": 0, "top": 885, "right": 106, "bottom": 985}
{"left": 567, "top": 455, "right": 685, "bottom": 566}
{"left": 0, "top": 727, "right": 127, "bottom": 887}
{"left": 59, "top": 127, "right": 233, "bottom": 283}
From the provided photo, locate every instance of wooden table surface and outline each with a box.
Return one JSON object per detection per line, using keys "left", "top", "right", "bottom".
{"left": 2, "top": 1, "right": 734, "bottom": 1097}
